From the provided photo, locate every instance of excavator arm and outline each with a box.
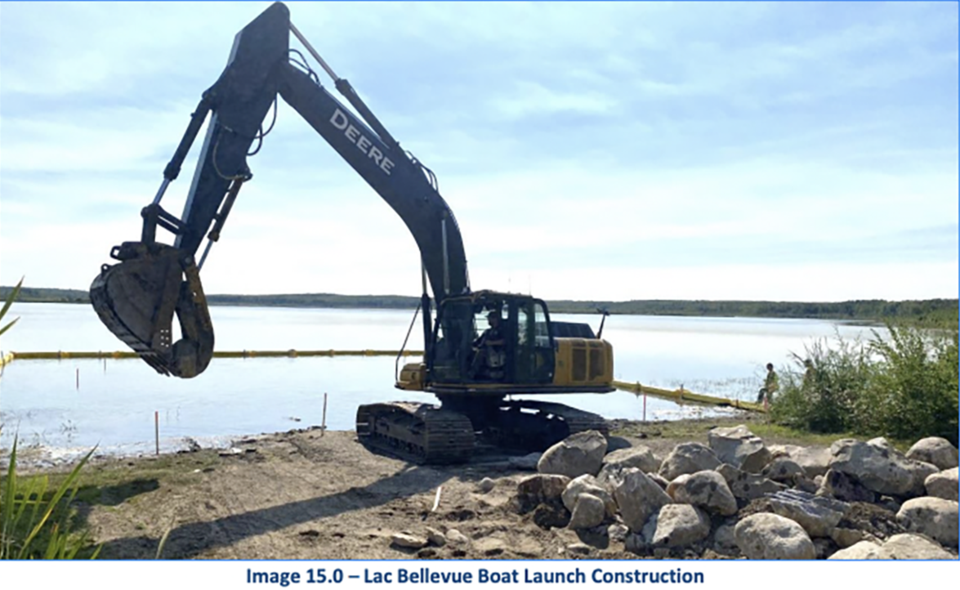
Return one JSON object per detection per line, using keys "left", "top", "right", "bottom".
{"left": 91, "top": 2, "right": 469, "bottom": 377}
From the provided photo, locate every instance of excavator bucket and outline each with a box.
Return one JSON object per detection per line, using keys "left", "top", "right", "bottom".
{"left": 90, "top": 242, "right": 214, "bottom": 378}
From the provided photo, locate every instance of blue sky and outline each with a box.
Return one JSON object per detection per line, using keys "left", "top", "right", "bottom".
{"left": 1, "top": 1, "right": 957, "bottom": 302}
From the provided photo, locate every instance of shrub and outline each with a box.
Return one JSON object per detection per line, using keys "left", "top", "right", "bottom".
{"left": 770, "top": 320, "right": 959, "bottom": 446}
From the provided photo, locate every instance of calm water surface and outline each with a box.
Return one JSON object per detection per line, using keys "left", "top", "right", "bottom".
{"left": 0, "top": 303, "right": 883, "bottom": 460}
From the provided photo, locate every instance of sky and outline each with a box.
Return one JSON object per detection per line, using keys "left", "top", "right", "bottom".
{"left": 1, "top": 1, "right": 957, "bottom": 302}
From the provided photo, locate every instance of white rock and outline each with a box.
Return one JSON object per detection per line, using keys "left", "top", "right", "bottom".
{"left": 613, "top": 467, "right": 673, "bottom": 533}
{"left": 906, "top": 461, "right": 941, "bottom": 498}
{"left": 446, "top": 529, "right": 469, "bottom": 545}
{"left": 712, "top": 524, "right": 739, "bottom": 555}
{"left": 828, "top": 439, "right": 919, "bottom": 496}
{"left": 659, "top": 442, "right": 722, "bottom": 480}
{"left": 906, "top": 437, "right": 959, "bottom": 470}
{"left": 769, "top": 444, "right": 831, "bottom": 478}
{"left": 867, "top": 437, "right": 893, "bottom": 450}
{"left": 830, "top": 534, "right": 957, "bottom": 560}
{"left": 766, "top": 489, "right": 848, "bottom": 538}
{"left": 568, "top": 493, "right": 607, "bottom": 530}
{"left": 665, "top": 474, "right": 690, "bottom": 500}
{"left": 391, "top": 533, "right": 427, "bottom": 549}
{"left": 735, "top": 513, "right": 816, "bottom": 560}
{"left": 562, "top": 474, "right": 616, "bottom": 516}
{"left": 762, "top": 457, "right": 807, "bottom": 482}
{"left": 708, "top": 425, "right": 771, "bottom": 473}
{"left": 818, "top": 468, "right": 877, "bottom": 503}
{"left": 608, "top": 522, "right": 629, "bottom": 543}
{"left": 602, "top": 445, "right": 661, "bottom": 474}
{"left": 425, "top": 527, "right": 446, "bottom": 547}
{"left": 671, "top": 470, "right": 738, "bottom": 516}
{"left": 716, "top": 463, "right": 785, "bottom": 501}
{"left": 830, "top": 527, "right": 871, "bottom": 549}
{"left": 516, "top": 474, "right": 570, "bottom": 512}
{"left": 537, "top": 430, "right": 607, "bottom": 479}
{"left": 828, "top": 540, "right": 885, "bottom": 560}
{"left": 925, "top": 467, "right": 959, "bottom": 501}
{"left": 881, "top": 533, "right": 957, "bottom": 559}
{"left": 651, "top": 504, "right": 711, "bottom": 547}
{"left": 478, "top": 477, "right": 496, "bottom": 493}
{"left": 897, "top": 497, "right": 959, "bottom": 547}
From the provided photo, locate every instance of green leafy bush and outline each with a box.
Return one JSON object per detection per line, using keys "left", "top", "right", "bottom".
{"left": 771, "top": 318, "right": 959, "bottom": 446}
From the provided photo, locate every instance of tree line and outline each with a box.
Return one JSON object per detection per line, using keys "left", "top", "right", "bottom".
{"left": 2, "top": 285, "right": 955, "bottom": 324}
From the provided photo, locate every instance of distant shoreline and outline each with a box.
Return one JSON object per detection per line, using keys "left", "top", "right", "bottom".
{"left": 2, "top": 285, "right": 955, "bottom": 324}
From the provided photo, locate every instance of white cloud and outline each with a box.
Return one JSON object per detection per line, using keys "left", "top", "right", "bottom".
{"left": 1, "top": 1, "right": 956, "bottom": 302}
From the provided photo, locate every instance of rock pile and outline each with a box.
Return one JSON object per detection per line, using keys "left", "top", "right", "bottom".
{"left": 514, "top": 427, "right": 959, "bottom": 560}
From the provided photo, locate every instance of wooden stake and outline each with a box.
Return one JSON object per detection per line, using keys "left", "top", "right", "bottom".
{"left": 155, "top": 411, "right": 160, "bottom": 456}
{"left": 431, "top": 486, "right": 443, "bottom": 512}
{"left": 321, "top": 392, "right": 328, "bottom": 437}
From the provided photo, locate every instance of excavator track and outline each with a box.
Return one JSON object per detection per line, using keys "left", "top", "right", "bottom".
{"left": 486, "top": 399, "right": 609, "bottom": 452}
{"left": 356, "top": 402, "right": 475, "bottom": 464}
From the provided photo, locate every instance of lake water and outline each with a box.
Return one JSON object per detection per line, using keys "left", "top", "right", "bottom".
{"left": 0, "top": 302, "right": 883, "bottom": 461}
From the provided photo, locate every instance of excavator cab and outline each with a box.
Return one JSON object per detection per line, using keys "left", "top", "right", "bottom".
{"left": 427, "top": 291, "right": 554, "bottom": 390}
{"left": 397, "top": 290, "right": 614, "bottom": 396}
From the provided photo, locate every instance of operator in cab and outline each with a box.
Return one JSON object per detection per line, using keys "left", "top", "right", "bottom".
{"left": 474, "top": 311, "right": 506, "bottom": 381}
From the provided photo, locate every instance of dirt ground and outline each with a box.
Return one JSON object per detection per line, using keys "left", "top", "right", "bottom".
{"left": 41, "top": 415, "right": 822, "bottom": 560}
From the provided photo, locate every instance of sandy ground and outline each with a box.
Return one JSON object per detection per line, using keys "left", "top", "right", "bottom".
{"left": 30, "top": 416, "right": 820, "bottom": 560}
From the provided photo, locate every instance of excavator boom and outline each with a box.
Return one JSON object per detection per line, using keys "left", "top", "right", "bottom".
{"left": 91, "top": 2, "right": 468, "bottom": 377}
{"left": 92, "top": 2, "right": 614, "bottom": 463}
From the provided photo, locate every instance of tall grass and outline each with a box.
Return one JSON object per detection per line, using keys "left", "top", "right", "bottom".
{"left": 1, "top": 437, "right": 100, "bottom": 559}
{"left": 770, "top": 318, "right": 959, "bottom": 445}
{"left": 0, "top": 276, "right": 100, "bottom": 559}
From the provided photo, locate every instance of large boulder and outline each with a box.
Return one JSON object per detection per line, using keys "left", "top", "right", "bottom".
{"left": 516, "top": 474, "right": 570, "bottom": 513}
{"left": 817, "top": 469, "right": 877, "bottom": 503}
{"left": 716, "top": 463, "right": 786, "bottom": 501}
{"left": 708, "top": 425, "right": 772, "bottom": 473}
{"left": 906, "top": 461, "right": 941, "bottom": 498}
{"left": 537, "top": 430, "right": 607, "bottom": 479}
{"left": 762, "top": 457, "right": 807, "bottom": 483}
{"left": 602, "top": 445, "right": 661, "bottom": 474}
{"left": 769, "top": 444, "right": 831, "bottom": 478}
{"left": 735, "top": 513, "right": 816, "bottom": 560}
{"left": 829, "top": 534, "right": 957, "bottom": 560}
{"left": 562, "top": 475, "right": 616, "bottom": 516}
{"left": 612, "top": 467, "right": 673, "bottom": 533}
{"left": 568, "top": 493, "right": 606, "bottom": 530}
{"left": 712, "top": 524, "right": 739, "bottom": 556}
{"left": 897, "top": 497, "right": 959, "bottom": 547}
{"left": 881, "top": 533, "right": 958, "bottom": 559}
{"left": 650, "top": 504, "right": 711, "bottom": 548}
{"left": 827, "top": 540, "right": 885, "bottom": 560}
{"left": 659, "top": 443, "right": 722, "bottom": 480}
{"left": 906, "top": 437, "right": 959, "bottom": 470}
{"left": 766, "top": 489, "right": 848, "bottom": 538}
{"left": 925, "top": 467, "right": 959, "bottom": 501}
{"left": 670, "top": 470, "right": 738, "bottom": 516}
{"left": 828, "top": 439, "right": 925, "bottom": 496}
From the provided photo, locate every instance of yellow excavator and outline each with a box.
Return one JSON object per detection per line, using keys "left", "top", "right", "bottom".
{"left": 90, "top": 2, "right": 615, "bottom": 463}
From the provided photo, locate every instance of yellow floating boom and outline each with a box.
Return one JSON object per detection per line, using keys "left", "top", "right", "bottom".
{"left": 612, "top": 379, "right": 766, "bottom": 413}
{"left": 1, "top": 351, "right": 764, "bottom": 414}
{"left": 1, "top": 349, "right": 424, "bottom": 362}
